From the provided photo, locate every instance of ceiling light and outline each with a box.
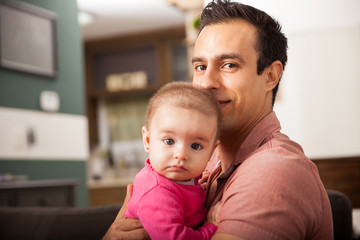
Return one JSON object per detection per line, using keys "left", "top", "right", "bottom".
{"left": 78, "top": 11, "right": 95, "bottom": 26}
{"left": 165, "top": 0, "right": 203, "bottom": 10}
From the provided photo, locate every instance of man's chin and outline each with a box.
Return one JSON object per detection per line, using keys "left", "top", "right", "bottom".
{"left": 219, "top": 119, "right": 232, "bottom": 131}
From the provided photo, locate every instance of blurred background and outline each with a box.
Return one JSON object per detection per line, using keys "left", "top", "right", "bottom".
{"left": 0, "top": 0, "right": 359, "bottom": 230}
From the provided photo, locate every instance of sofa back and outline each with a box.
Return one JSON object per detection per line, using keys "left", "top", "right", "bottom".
{"left": 0, "top": 204, "right": 121, "bottom": 240}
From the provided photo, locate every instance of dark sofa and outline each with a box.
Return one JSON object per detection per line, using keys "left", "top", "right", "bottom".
{"left": 0, "top": 190, "right": 353, "bottom": 240}
{"left": 0, "top": 204, "right": 121, "bottom": 240}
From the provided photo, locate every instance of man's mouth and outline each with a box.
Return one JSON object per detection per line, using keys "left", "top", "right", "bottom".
{"left": 219, "top": 100, "right": 231, "bottom": 107}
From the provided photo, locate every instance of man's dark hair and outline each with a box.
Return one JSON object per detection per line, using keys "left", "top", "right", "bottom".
{"left": 199, "top": 0, "right": 288, "bottom": 105}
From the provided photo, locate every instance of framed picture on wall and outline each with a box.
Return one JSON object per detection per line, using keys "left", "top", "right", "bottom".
{"left": 0, "top": 0, "right": 57, "bottom": 78}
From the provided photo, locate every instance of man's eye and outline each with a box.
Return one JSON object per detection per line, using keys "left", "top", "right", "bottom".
{"left": 195, "top": 65, "right": 206, "bottom": 71}
{"left": 224, "top": 63, "right": 237, "bottom": 68}
{"left": 164, "top": 138, "right": 175, "bottom": 145}
{"left": 191, "top": 143, "right": 202, "bottom": 150}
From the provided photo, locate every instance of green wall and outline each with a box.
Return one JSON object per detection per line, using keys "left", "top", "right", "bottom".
{"left": 0, "top": 0, "right": 84, "bottom": 114}
{"left": 0, "top": 0, "right": 88, "bottom": 206}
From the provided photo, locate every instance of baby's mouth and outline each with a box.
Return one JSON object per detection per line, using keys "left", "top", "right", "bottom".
{"left": 168, "top": 165, "right": 186, "bottom": 172}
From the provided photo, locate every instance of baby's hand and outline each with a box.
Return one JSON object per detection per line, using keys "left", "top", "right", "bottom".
{"left": 198, "top": 170, "right": 210, "bottom": 190}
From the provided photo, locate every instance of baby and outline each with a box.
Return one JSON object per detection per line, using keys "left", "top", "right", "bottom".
{"left": 125, "top": 82, "right": 221, "bottom": 239}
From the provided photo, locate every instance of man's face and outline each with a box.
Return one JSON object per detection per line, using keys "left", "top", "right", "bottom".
{"left": 192, "top": 20, "right": 270, "bottom": 134}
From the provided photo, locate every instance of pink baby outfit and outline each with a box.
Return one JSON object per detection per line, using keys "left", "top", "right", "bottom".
{"left": 125, "top": 159, "right": 217, "bottom": 240}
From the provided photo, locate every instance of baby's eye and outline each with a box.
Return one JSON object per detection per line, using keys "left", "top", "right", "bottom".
{"left": 191, "top": 143, "right": 202, "bottom": 150}
{"left": 164, "top": 138, "right": 175, "bottom": 145}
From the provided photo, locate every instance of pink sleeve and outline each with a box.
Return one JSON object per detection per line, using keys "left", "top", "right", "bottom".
{"left": 137, "top": 185, "right": 217, "bottom": 240}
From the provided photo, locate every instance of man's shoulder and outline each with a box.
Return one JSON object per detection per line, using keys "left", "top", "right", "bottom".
{"left": 221, "top": 139, "right": 330, "bottom": 239}
{"left": 231, "top": 132, "right": 319, "bottom": 187}
{"left": 251, "top": 131, "right": 309, "bottom": 164}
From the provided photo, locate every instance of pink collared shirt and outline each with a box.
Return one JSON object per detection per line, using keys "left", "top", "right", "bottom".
{"left": 205, "top": 112, "right": 333, "bottom": 240}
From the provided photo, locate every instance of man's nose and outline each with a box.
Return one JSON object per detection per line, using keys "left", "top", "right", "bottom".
{"left": 198, "top": 66, "right": 221, "bottom": 90}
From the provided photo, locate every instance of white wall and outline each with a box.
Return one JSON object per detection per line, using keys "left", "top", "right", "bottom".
{"left": 276, "top": 26, "right": 360, "bottom": 158}
{"left": 204, "top": 0, "right": 360, "bottom": 158}
{"left": 204, "top": 0, "right": 360, "bottom": 35}
{"left": 0, "top": 107, "right": 89, "bottom": 160}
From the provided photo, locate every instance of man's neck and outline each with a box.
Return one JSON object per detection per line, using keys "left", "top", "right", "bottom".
{"left": 218, "top": 110, "right": 272, "bottom": 174}
{"left": 217, "top": 128, "right": 248, "bottom": 174}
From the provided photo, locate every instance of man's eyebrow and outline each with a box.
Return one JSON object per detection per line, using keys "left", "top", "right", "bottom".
{"left": 218, "top": 54, "right": 246, "bottom": 64}
{"left": 191, "top": 54, "right": 246, "bottom": 64}
{"left": 191, "top": 57, "right": 203, "bottom": 64}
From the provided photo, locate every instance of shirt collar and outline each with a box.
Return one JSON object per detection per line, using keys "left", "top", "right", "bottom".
{"left": 233, "top": 111, "right": 281, "bottom": 165}
{"left": 207, "top": 112, "right": 282, "bottom": 180}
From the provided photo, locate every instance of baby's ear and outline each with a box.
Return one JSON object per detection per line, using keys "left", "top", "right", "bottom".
{"left": 142, "top": 126, "right": 150, "bottom": 153}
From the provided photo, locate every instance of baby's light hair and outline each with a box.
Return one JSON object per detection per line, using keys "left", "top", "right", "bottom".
{"left": 145, "top": 82, "right": 221, "bottom": 139}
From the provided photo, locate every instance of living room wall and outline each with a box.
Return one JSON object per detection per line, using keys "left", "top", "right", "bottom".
{"left": 0, "top": 0, "right": 88, "bottom": 206}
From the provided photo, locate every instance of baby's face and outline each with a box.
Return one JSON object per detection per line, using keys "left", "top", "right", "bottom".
{"left": 143, "top": 104, "right": 218, "bottom": 182}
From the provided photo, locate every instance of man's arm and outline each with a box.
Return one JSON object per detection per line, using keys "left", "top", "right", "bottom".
{"left": 207, "top": 202, "right": 246, "bottom": 240}
{"left": 102, "top": 184, "right": 149, "bottom": 240}
{"left": 212, "top": 233, "right": 246, "bottom": 240}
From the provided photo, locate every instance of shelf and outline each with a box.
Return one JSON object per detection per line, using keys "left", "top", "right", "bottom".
{"left": 88, "top": 84, "right": 161, "bottom": 100}
{"left": 88, "top": 177, "right": 134, "bottom": 189}
{"left": 84, "top": 26, "right": 187, "bottom": 149}
{"left": 0, "top": 179, "right": 79, "bottom": 189}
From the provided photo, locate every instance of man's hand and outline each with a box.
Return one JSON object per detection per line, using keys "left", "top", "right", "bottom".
{"left": 102, "top": 184, "right": 149, "bottom": 240}
{"left": 206, "top": 201, "right": 222, "bottom": 226}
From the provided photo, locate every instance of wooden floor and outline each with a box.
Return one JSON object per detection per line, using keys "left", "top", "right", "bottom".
{"left": 313, "top": 156, "right": 360, "bottom": 208}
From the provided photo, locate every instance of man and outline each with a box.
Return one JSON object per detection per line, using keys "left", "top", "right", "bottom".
{"left": 103, "top": 1, "right": 333, "bottom": 239}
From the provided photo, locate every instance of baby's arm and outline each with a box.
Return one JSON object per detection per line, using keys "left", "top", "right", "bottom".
{"left": 136, "top": 186, "right": 217, "bottom": 240}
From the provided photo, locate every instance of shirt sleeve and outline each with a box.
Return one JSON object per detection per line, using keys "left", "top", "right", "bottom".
{"left": 136, "top": 185, "right": 217, "bottom": 240}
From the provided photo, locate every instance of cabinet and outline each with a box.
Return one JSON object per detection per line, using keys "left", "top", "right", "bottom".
{"left": 84, "top": 26, "right": 188, "bottom": 149}
{"left": 84, "top": 27, "right": 189, "bottom": 204}
{"left": 0, "top": 179, "right": 78, "bottom": 207}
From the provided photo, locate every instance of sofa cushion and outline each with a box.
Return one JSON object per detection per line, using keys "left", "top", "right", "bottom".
{"left": 0, "top": 204, "right": 121, "bottom": 240}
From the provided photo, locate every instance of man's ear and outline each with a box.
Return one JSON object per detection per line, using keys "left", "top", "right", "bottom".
{"left": 213, "top": 140, "right": 219, "bottom": 152}
{"left": 265, "top": 60, "right": 283, "bottom": 92}
{"left": 142, "top": 126, "right": 150, "bottom": 153}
